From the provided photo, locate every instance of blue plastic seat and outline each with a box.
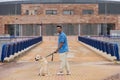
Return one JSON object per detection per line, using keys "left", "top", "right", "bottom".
{"left": 14, "top": 43, "right": 18, "bottom": 53}
{"left": 105, "top": 43, "right": 110, "bottom": 54}
{"left": 6, "top": 44, "right": 11, "bottom": 57}
{"left": 109, "top": 44, "right": 114, "bottom": 56}
{"left": 114, "top": 44, "right": 120, "bottom": 61}
{"left": 1, "top": 44, "right": 8, "bottom": 62}
{"left": 10, "top": 43, "right": 14, "bottom": 55}
{"left": 12, "top": 43, "right": 16, "bottom": 55}
{"left": 102, "top": 42, "right": 106, "bottom": 52}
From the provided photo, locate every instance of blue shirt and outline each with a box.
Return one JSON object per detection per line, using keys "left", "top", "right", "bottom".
{"left": 58, "top": 32, "right": 69, "bottom": 53}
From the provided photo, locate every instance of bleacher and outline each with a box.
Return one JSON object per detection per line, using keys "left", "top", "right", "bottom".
{"left": 0, "top": 36, "right": 42, "bottom": 62}
{"left": 78, "top": 36, "right": 120, "bottom": 61}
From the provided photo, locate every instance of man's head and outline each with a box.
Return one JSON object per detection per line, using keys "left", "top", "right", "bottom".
{"left": 57, "top": 25, "right": 62, "bottom": 33}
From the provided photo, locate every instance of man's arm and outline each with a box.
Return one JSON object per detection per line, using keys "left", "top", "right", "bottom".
{"left": 54, "top": 42, "right": 64, "bottom": 53}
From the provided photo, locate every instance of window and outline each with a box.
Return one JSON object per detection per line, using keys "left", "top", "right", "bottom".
{"left": 46, "top": 10, "right": 57, "bottom": 15}
{"left": 99, "top": 3, "right": 120, "bottom": 15}
{"left": 0, "top": 4, "right": 21, "bottom": 15}
{"left": 82, "top": 10, "right": 94, "bottom": 15}
{"left": 34, "top": 10, "right": 38, "bottom": 15}
{"left": 63, "top": 10, "right": 74, "bottom": 15}
{"left": 26, "top": 10, "right": 29, "bottom": 15}
{"left": 32, "top": 10, "right": 38, "bottom": 15}
{"left": 80, "top": 24, "right": 98, "bottom": 35}
{"left": 25, "top": 10, "right": 38, "bottom": 15}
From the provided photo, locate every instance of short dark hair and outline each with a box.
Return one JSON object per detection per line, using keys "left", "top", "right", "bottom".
{"left": 57, "top": 25, "right": 62, "bottom": 29}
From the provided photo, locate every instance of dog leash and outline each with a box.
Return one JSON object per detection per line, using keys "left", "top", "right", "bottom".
{"left": 45, "top": 52, "right": 56, "bottom": 61}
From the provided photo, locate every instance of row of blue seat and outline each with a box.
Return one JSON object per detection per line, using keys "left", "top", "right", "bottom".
{"left": 1, "top": 37, "right": 42, "bottom": 62}
{"left": 78, "top": 36, "right": 120, "bottom": 61}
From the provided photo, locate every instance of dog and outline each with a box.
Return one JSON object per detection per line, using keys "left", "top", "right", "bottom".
{"left": 35, "top": 55, "right": 48, "bottom": 76}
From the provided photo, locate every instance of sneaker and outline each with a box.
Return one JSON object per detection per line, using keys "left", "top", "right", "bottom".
{"left": 66, "top": 71, "right": 71, "bottom": 75}
{"left": 57, "top": 71, "right": 64, "bottom": 75}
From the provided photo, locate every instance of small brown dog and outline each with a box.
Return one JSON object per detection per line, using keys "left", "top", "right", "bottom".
{"left": 35, "top": 55, "right": 48, "bottom": 76}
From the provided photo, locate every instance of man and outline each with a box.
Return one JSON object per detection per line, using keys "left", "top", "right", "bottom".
{"left": 54, "top": 25, "right": 71, "bottom": 75}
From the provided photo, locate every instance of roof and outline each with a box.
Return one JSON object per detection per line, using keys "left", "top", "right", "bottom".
{"left": 0, "top": 0, "right": 120, "bottom": 4}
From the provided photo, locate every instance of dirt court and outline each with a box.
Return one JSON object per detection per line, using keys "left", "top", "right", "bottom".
{"left": 0, "top": 37, "right": 120, "bottom": 80}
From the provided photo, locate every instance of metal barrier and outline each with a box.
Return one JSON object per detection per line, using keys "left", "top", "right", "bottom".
{"left": 0, "top": 37, "right": 42, "bottom": 62}
{"left": 78, "top": 36, "right": 120, "bottom": 61}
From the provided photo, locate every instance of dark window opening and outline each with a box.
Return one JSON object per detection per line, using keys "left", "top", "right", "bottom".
{"left": 63, "top": 10, "right": 74, "bottom": 15}
{"left": 46, "top": 10, "right": 57, "bottom": 15}
{"left": 82, "top": 9, "right": 94, "bottom": 14}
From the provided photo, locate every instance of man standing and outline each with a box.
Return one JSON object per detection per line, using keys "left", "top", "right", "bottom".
{"left": 54, "top": 25, "right": 71, "bottom": 75}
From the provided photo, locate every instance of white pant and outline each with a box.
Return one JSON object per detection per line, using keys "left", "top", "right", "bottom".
{"left": 59, "top": 52, "right": 70, "bottom": 72}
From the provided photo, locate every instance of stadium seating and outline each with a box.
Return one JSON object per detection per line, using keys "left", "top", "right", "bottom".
{"left": 78, "top": 36, "right": 120, "bottom": 61}
{"left": 1, "top": 37, "right": 42, "bottom": 62}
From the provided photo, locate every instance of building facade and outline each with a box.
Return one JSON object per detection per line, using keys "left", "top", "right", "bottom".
{"left": 0, "top": 0, "right": 120, "bottom": 36}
